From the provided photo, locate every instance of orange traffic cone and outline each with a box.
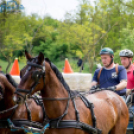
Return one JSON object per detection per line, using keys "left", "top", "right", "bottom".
{"left": 10, "top": 58, "right": 20, "bottom": 76}
{"left": 63, "top": 58, "right": 73, "bottom": 73}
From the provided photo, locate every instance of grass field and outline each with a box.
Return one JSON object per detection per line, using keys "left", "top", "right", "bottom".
{"left": 0, "top": 58, "right": 92, "bottom": 74}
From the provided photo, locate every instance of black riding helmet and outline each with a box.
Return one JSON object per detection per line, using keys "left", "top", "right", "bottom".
{"left": 100, "top": 47, "right": 114, "bottom": 67}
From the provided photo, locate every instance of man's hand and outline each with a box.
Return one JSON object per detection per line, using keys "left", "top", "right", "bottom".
{"left": 90, "top": 85, "right": 98, "bottom": 90}
{"left": 107, "top": 86, "right": 116, "bottom": 91}
{"left": 126, "top": 89, "right": 132, "bottom": 96}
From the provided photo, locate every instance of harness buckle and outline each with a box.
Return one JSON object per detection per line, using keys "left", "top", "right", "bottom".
{"left": 25, "top": 94, "right": 31, "bottom": 100}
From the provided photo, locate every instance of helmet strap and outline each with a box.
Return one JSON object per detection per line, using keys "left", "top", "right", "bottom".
{"left": 106, "top": 56, "right": 113, "bottom": 68}
{"left": 126, "top": 59, "right": 131, "bottom": 69}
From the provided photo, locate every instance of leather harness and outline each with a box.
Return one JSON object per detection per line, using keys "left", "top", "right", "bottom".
{"left": 1, "top": 60, "right": 102, "bottom": 134}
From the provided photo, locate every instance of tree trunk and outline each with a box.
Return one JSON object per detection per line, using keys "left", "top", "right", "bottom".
{"left": 6, "top": 60, "right": 11, "bottom": 73}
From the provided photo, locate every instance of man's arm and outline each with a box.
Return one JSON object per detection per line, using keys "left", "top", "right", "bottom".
{"left": 115, "top": 66, "right": 127, "bottom": 91}
{"left": 90, "top": 69, "right": 99, "bottom": 89}
{"left": 115, "top": 80, "right": 127, "bottom": 91}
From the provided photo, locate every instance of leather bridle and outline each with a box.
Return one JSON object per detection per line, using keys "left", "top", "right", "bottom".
{"left": 15, "top": 62, "right": 46, "bottom": 101}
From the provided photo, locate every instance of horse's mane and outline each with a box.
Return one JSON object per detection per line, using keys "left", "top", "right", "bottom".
{"left": 0, "top": 74, "right": 15, "bottom": 92}
{"left": 45, "top": 59, "right": 71, "bottom": 92}
{"left": 6, "top": 74, "right": 18, "bottom": 88}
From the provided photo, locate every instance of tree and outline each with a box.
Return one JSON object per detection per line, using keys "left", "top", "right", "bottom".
{"left": 114, "top": 23, "right": 134, "bottom": 63}
{"left": 0, "top": 0, "right": 26, "bottom": 72}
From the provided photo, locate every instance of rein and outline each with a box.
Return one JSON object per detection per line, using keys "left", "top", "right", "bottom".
{"left": 30, "top": 89, "right": 110, "bottom": 101}
{"left": 0, "top": 104, "right": 18, "bottom": 114}
{"left": 31, "top": 92, "right": 89, "bottom": 101}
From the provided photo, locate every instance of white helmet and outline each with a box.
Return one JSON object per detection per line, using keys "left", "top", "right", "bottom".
{"left": 119, "top": 49, "right": 133, "bottom": 58}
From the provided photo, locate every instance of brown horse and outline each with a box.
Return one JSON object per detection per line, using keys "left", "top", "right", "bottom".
{"left": 0, "top": 74, "right": 44, "bottom": 134}
{"left": 16, "top": 51, "right": 129, "bottom": 134}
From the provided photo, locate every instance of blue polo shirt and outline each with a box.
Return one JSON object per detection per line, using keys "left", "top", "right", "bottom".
{"left": 92, "top": 65, "right": 127, "bottom": 96}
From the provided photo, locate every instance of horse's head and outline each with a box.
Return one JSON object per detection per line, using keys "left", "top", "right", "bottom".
{"left": 15, "top": 51, "right": 51, "bottom": 103}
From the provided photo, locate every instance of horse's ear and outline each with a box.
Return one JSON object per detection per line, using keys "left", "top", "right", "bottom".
{"left": 38, "top": 52, "right": 44, "bottom": 64}
{"left": 45, "top": 58, "right": 51, "bottom": 66}
{"left": 25, "top": 50, "right": 32, "bottom": 60}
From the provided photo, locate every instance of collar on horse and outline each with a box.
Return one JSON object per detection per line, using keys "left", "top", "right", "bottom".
{"left": 15, "top": 61, "right": 102, "bottom": 134}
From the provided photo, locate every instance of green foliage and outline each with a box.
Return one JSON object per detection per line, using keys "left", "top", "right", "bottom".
{"left": 33, "top": 41, "right": 70, "bottom": 61}
{"left": 114, "top": 23, "right": 134, "bottom": 63}
{"left": 1, "top": 0, "right": 134, "bottom": 73}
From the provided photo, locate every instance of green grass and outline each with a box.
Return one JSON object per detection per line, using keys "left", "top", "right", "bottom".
{"left": 0, "top": 59, "right": 26, "bottom": 73}
{"left": 0, "top": 59, "right": 91, "bottom": 74}
{"left": 52, "top": 58, "right": 90, "bottom": 73}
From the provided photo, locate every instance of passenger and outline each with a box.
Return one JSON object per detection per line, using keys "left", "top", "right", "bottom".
{"left": 119, "top": 49, "right": 134, "bottom": 104}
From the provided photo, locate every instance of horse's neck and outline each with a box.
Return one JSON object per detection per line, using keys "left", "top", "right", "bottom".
{"left": 41, "top": 69, "right": 69, "bottom": 118}
{"left": 43, "top": 69, "right": 68, "bottom": 97}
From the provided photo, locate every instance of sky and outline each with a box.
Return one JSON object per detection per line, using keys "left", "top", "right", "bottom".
{"left": 21, "top": 0, "right": 80, "bottom": 20}
{"left": 2, "top": 0, "right": 95, "bottom": 20}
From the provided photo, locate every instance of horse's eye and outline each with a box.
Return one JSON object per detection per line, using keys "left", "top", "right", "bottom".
{"left": 32, "top": 71, "right": 40, "bottom": 81}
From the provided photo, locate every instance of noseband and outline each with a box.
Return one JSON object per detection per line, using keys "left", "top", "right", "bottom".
{"left": 15, "top": 62, "right": 45, "bottom": 101}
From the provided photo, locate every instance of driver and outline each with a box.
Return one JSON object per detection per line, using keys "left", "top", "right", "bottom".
{"left": 91, "top": 47, "right": 127, "bottom": 97}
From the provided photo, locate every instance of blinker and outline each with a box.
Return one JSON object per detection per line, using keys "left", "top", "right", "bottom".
{"left": 32, "top": 70, "right": 42, "bottom": 82}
